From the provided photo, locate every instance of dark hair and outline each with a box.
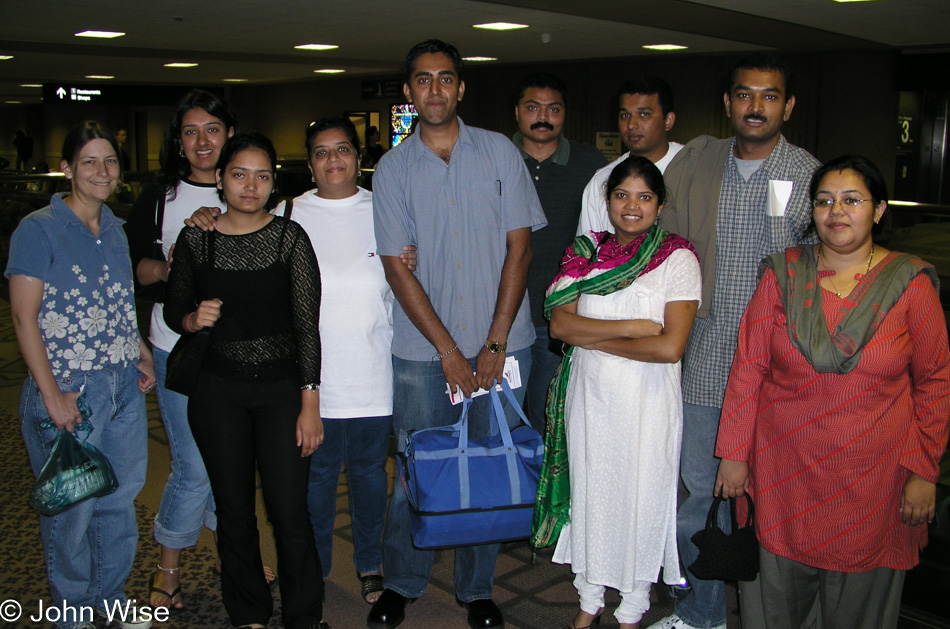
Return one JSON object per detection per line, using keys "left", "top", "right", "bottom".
{"left": 604, "top": 155, "right": 666, "bottom": 207}
{"left": 404, "top": 39, "right": 463, "bottom": 84}
{"left": 809, "top": 155, "right": 888, "bottom": 207}
{"left": 159, "top": 90, "right": 238, "bottom": 190}
{"left": 215, "top": 132, "right": 279, "bottom": 210}
{"left": 616, "top": 76, "right": 675, "bottom": 117}
{"left": 514, "top": 73, "right": 568, "bottom": 106}
{"left": 62, "top": 121, "right": 120, "bottom": 168}
{"left": 305, "top": 117, "right": 362, "bottom": 157}
{"left": 729, "top": 52, "right": 794, "bottom": 99}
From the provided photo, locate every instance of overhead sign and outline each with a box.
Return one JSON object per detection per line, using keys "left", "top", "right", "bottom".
{"left": 42, "top": 83, "right": 226, "bottom": 106}
{"left": 362, "top": 79, "right": 402, "bottom": 99}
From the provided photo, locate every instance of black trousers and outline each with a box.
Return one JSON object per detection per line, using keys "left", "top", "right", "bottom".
{"left": 189, "top": 370, "right": 324, "bottom": 628}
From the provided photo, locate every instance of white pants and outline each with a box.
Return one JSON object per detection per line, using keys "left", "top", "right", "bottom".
{"left": 573, "top": 572, "right": 652, "bottom": 624}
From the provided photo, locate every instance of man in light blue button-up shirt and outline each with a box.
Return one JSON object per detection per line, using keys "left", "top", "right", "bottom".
{"left": 370, "top": 39, "right": 546, "bottom": 629}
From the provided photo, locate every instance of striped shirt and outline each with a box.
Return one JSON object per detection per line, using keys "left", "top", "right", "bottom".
{"left": 681, "top": 135, "right": 820, "bottom": 407}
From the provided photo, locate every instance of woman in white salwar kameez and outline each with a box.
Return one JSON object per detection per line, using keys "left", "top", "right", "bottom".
{"left": 546, "top": 157, "right": 701, "bottom": 629}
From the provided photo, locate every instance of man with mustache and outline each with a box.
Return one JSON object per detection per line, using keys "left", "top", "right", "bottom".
{"left": 369, "top": 40, "right": 547, "bottom": 629}
{"left": 511, "top": 73, "right": 607, "bottom": 434}
{"left": 646, "top": 52, "right": 821, "bottom": 629}
{"left": 577, "top": 76, "right": 682, "bottom": 234}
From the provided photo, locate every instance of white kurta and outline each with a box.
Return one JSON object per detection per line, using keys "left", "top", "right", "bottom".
{"left": 552, "top": 247, "right": 701, "bottom": 591}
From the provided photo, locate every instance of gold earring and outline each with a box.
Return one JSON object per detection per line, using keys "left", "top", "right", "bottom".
{"left": 179, "top": 147, "right": 185, "bottom": 158}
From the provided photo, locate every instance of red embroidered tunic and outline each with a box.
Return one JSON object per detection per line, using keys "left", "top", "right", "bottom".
{"left": 716, "top": 260, "right": 950, "bottom": 571}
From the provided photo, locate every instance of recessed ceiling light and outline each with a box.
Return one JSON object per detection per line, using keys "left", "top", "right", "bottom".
{"left": 0, "top": 56, "right": 13, "bottom": 60}
{"left": 75, "top": 30, "right": 125, "bottom": 39}
{"left": 223, "top": 78, "right": 248, "bottom": 83}
{"left": 314, "top": 68, "right": 345, "bottom": 74}
{"left": 473, "top": 22, "right": 528, "bottom": 31}
{"left": 85, "top": 75, "right": 114, "bottom": 80}
{"left": 463, "top": 56, "right": 498, "bottom": 62}
{"left": 20, "top": 84, "right": 42, "bottom": 88}
{"left": 294, "top": 44, "right": 339, "bottom": 51}
{"left": 164, "top": 62, "right": 198, "bottom": 68}
{"left": 642, "top": 44, "right": 688, "bottom": 51}
{"left": 6, "top": 100, "right": 22, "bottom": 104}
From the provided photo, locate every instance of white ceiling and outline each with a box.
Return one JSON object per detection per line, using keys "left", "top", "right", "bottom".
{"left": 0, "top": 0, "right": 946, "bottom": 104}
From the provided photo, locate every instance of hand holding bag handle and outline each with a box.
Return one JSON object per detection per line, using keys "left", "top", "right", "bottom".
{"left": 688, "top": 492, "right": 759, "bottom": 582}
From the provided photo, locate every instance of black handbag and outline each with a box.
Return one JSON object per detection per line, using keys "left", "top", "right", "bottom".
{"left": 688, "top": 493, "right": 759, "bottom": 582}
{"left": 165, "top": 230, "right": 215, "bottom": 396}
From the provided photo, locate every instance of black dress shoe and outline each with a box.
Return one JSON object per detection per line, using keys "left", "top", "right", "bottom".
{"left": 367, "top": 590, "right": 413, "bottom": 629}
{"left": 456, "top": 598, "right": 504, "bottom": 628}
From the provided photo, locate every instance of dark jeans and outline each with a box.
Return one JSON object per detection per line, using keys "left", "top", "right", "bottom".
{"left": 525, "top": 324, "right": 563, "bottom": 434}
{"left": 307, "top": 414, "right": 392, "bottom": 578}
{"left": 189, "top": 371, "right": 323, "bottom": 628}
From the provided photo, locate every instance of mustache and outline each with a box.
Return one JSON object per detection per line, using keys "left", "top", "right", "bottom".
{"left": 530, "top": 121, "right": 555, "bottom": 131}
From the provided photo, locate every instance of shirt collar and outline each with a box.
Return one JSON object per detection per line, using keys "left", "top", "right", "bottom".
{"left": 50, "top": 192, "right": 124, "bottom": 232}
{"left": 727, "top": 133, "right": 790, "bottom": 180}
{"left": 511, "top": 131, "right": 570, "bottom": 166}
{"left": 406, "top": 116, "right": 473, "bottom": 159}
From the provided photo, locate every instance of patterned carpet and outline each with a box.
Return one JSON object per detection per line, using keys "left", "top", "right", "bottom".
{"left": 0, "top": 296, "right": 693, "bottom": 629}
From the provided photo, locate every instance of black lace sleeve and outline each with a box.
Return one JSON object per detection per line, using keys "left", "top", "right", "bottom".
{"left": 286, "top": 223, "right": 322, "bottom": 386}
{"left": 163, "top": 226, "right": 202, "bottom": 336}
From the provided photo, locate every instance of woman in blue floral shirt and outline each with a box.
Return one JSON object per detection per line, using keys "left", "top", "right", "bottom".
{"left": 6, "top": 121, "right": 156, "bottom": 629}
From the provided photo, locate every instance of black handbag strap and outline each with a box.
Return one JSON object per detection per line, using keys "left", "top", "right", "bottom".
{"left": 705, "top": 493, "right": 755, "bottom": 531}
{"left": 282, "top": 197, "right": 294, "bottom": 219}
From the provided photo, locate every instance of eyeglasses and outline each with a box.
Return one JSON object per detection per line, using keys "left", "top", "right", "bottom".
{"left": 812, "top": 197, "right": 870, "bottom": 210}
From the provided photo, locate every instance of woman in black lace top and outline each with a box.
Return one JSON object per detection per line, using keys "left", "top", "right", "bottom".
{"left": 164, "top": 132, "right": 328, "bottom": 629}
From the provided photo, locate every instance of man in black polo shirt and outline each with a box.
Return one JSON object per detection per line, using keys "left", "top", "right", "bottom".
{"left": 512, "top": 73, "right": 608, "bottom": 434}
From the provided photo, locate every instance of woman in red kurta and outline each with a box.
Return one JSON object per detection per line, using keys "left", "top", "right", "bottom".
{"left": 714, "top": 155, "right": 950, "bottom": 629}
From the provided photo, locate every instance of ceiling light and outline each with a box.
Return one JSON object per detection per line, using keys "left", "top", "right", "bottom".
{"left": 20, "top": 84, "right": 42, "bottom": 88}
{"left": 85, "top": 75, "right": 114, "bottom": 79}
{"left": 314, "top": 68, "right": 345, "bottom": 74}
{"left": 473, "top": 22, "right": 528, "bottom": 31}
{"left": 164, "top": 62, "right": 198, "bottom": 68}
{"left": 6, "top": 100, "right": 22, "bottom": 104}
{"left": 223, "top": 78, "right": 248, "bottom": 83}
{"left": 643, "top": 44, "right": 688, "bottom": 51}
{"left": 75, "top": 30, "right": 125, "bottom": 39}
{"left": 294, "top": 44, "right": 339, "bottom": 51}
{"left": 0, "top": 56, "right": 13, "bottom": 60}
{"left": 463, "top": 56, "right": 498, "bottom": 62}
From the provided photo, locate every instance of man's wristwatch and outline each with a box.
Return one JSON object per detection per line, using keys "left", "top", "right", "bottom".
{"left": 484, "top": 340, "right": 507, "bottom": 354}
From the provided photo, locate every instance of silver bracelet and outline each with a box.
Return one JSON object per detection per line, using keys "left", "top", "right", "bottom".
{"left": 300, "top": 383, "right": 320, "bottom": 391}
{"left": 433, "top": 345, "right": 459, "bottom": 361}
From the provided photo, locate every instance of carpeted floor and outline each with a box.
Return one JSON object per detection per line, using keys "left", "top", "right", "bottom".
{"left": 0, "top": 296, "right": 729, "bottom": 629}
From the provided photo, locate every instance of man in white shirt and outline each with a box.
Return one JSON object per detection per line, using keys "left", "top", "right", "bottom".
{"left": 577, "top": 76, "right": 683, "bottom": 234}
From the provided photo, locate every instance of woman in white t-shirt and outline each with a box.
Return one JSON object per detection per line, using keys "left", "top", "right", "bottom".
{"left": 293, "top": 118, "right": 394, "bottom": 604}
{"left": 125, "top": 89, "right": 237, "bottom": 612}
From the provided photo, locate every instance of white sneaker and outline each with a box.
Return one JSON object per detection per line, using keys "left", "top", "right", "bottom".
{"left": 645, "top": 614, "right": 725, "bottom": 629}
{"left": 96, "top": 606, "right": 153, "bottom": 629}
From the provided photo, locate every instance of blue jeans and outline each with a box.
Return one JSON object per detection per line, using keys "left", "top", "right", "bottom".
{"left": 524, "top": 325, "right": 562, "bottom": 434}
{"left": 20, "top": 365, "right": 148, "bottom": 629}
{"left": 675, "top": 402, "right": 728, "bottom": 627}
{"left": 383, "top": 347, "right": 531, "bottom": 601}
{"left": 307, "top": 414, "right": 392, "bottom": 578}
{"left": 153, "top": 347, "right": 216, "bottom": 548}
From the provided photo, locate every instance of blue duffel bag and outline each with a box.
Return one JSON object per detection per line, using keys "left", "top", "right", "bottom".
{"left": 398, "top": 379, "right": 544, "bottom": 549}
